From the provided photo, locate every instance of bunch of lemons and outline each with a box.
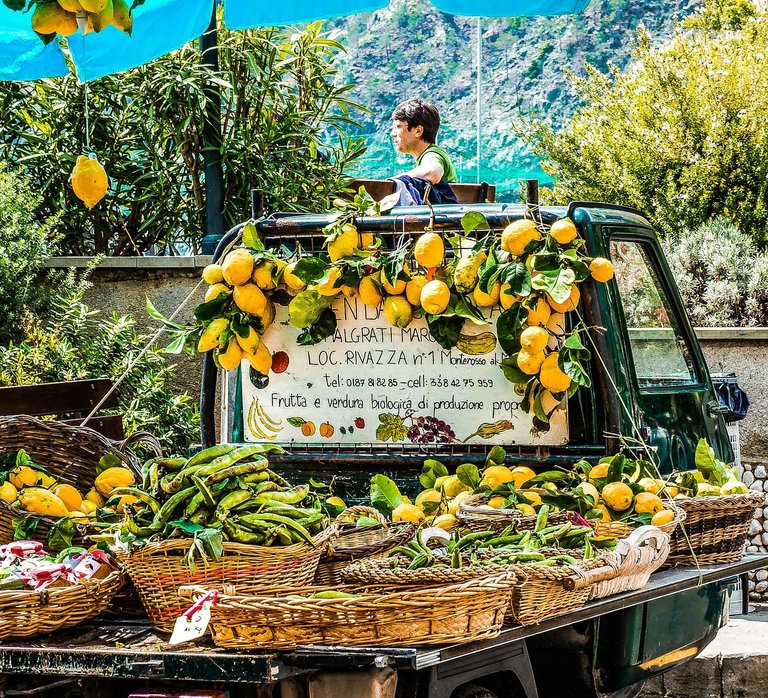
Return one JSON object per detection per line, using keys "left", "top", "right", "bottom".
{"left": 0, "top": 461, "right": 136, "bottom": 523}
{"left": 198, "top": 250, "right": 281, "bottom": 373}
{"left": 30, "top": 0, "right": 133, "bottom": 38}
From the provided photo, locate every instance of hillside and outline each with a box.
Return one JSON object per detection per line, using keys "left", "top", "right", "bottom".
{"left": 329, "top": 0, "right": 698, "bottom": 199}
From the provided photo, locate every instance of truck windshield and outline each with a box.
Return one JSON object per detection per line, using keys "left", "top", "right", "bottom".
{"left": 610, "top": 239, "right": 698, "bottom": 388}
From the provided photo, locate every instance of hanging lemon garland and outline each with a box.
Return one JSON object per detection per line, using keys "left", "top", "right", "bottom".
{"left": 175, "top": 192, "right": 615, "bottom": 426}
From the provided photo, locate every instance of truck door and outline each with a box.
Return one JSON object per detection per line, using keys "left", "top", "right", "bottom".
{"left": 605, "top": 229, "right": 732, "bottom": 472}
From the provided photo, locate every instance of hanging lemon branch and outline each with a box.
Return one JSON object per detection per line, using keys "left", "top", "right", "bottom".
{"left": 167, "top": 192, "right": 615, "bottom": 425}
{"left": 4, "top": 0, "right": 142, "bottom": 41}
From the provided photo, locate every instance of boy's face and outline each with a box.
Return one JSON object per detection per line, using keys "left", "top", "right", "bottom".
{"left": 391, "top": 119, "right": 424, "bottom": 156}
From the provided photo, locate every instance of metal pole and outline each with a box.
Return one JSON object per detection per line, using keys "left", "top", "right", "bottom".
{"left": 476, "top": 16, "right": 482, "bottom": 184}
{"left": 200, "top": 8, "right": 226, "bottom": 255}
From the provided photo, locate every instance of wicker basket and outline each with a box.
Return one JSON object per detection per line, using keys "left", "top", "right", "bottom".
{"left": 0, "top": 416, "right": 156, "bottom": 546}
{"left": 314, "top": 506, "right": 416, "bottom": 585}
{"left": 457, "top": 494, "right": 571, "bottom": 533}
{"left": 584, "top": 526, "right": 670, "bottom": 600}
{"left": 502, "top": 551, "right": 619, "bottom": 625}
{"left": 593, "top": 500, "right": 685, "bottom": 538}
{"left": 0, "top": 569, "right": 124, "bottom": 641}
{"left": 116, "top": 526, "right": 333, "bottom": 633}
{"left": 180, "top": 574, "right": 515, "bottom": 649}
{"left": 667, "top": 492, "right": 763, "bottom": 566}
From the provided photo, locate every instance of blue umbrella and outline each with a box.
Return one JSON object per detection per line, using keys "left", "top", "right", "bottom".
{"left": 0, "top": 0, "right": 589, "bottom": 82}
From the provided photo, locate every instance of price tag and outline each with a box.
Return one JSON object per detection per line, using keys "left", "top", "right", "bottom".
{"left": 169, "top": 590, "right": 218, "bottom": 645}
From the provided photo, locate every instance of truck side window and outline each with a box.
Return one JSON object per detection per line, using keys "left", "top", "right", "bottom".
{"left": 610, "top": 240, "right": 697, "bottom": 387}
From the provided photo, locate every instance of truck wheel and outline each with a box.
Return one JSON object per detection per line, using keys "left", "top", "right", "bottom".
{"left": 451, "top": 685, "right": 499, "bottom": 698}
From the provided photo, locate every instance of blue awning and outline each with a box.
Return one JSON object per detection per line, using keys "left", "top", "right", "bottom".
{"left": 0, "top": 0, "right": 589, "bottom": 82}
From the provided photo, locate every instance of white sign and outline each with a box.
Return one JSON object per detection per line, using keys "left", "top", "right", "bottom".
{"left": 240, "top": 296, "right": 568, "bottom": 446}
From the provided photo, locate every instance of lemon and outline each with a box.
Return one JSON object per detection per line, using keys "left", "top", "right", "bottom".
{"left": 261, "top": 300, "right": 276, "bottom": 331}
{"left": 53, "top": 484, "right": 83, "bottom": 512}
{"left": 9, "top": 466, "right": 38, "bottom": 490}
{"left": 448, "top": 490, "right": 472, "bottom": 514}
{"left": 235, "top": 326, "right": 261, "bottom": 355}
{"left": 413, "top": 232, "right": 445, "bottom": 268}
{"left": 550, "top": 218, "right": 578, "bottom": 245}
{"left": 326, "top": 496, "right": 346, "bottom": 508}
{"left": 432, "top": 514, "right": 458, "bottom": 531}
{"left": 222, "top": 248, "right": 255, "bottom": 286}
{"left": 32, "top": 3, "right": 78, "bottom": 35}
{"left": 341, "top": 284, "right": 358, "bottom": 298}
{"left": 520, "top": 326, "right": 549, "bottom": 354}
{"left": 634, "top": 492, "right": 664, "bottom": 514}
{"left": 420, "top": 279, "right": 451, "bottom": 315}
{"left": 79, "top": 499, "right": 98, "bottom": 514}
{"left": 481, "top": 465, "right": 515, "bottom": 490}
{"left": 111, "top": 0, "right": 133, "bottom": 34}
{"left": 547, "top": 285, "right": 580, "bottom": 313}
{"left": 594, "top": 504, "right": 613, "bottom": 522}
{"left": 406, "top": 276, "right": 429, "bottom": 307}
{"left": 79, "top": 0, "right": 107, "bottom": 11}
{"left": 520, "top": 490, "right": 542, "bottom": 506}
{"left": 89, "top": 0, "right": 114, "bottom": 31}
{"left": 197, "top": 317, "right": 229, "bottom": 352}
{"left": 639, "top": 477, "right": 663, "bottom": 494}
{"left": 0, "top": 482, "right": 18, "bottom": 504}
{"left": 283, "top": 262, "right": 306, "bottom": 291}
{"left": 590, "top": 257, "right": 615, "bottom": 283}
{"left": 539, "top": 352, "right": 572, "bottom": 393}
{"left": 578, "top": 482, "right": 600, "bottom": 505}
{"left": 488, "top": 496, "right": 508, "bottom": 509}
{"left": 516, "top": 503, "right": 537, "bottom": 516}
{"left": 651, "top": 509, "right": 675, "bottom": 526}
{"left": 246, "top": 341, "right": 272, "bottom": 375}
{"left": 328, "top": 224, "right": 359, "bottom": 262}
{"left": 202, "top": 264, "right": 224, "bottom": 284}
{"left": 71, "top": 155, "right": 109, "bottom": 208}
{"left": 381, "top": 269, "right": 408, "bottom": 295}
{"left": 58, "top": 0, "right": 84, "bottom": 10}
{"left": 252, "top": 260, "right": 277, "bottom": 290}
{"left": 442, "top": 475, "right": 470, "bottom": 498}
{"left": 85, "top": 488, "right": 105, "bottom": 507}
{"left": 602, "top": 482, "right": 634, "bottom": 512}
{"left": 510, "top": 466, "right": 537, "bottom": 488}
{"left": 359, "top": 276, "right": 383, "bottom": 308}
{"left": 217, "top": 340, "right": 243, "bottom": 371}
{"left": 517, "top": 350, "right": 545, "bottom": 375}
{"left": 205, "top": 283, "right": 231, "bottom": 303}
{"left": 415, "top": 488, "right": 442, "bottom": 507}
{"left": 588, "top": 463, "right": 609, "bottom": 483}
{"left": 473, "top": 281, "right": 501, "bottom": 307}
{"left": 392, "top": 503, "right": 424, "bottom": 523}
{"left": 233, "top": 283, "right": 268, "bottom": 316}
{"left": 721, "top": 480, "right": 749, "bottom": 495}
{"left": 499, "top": 282, "right": 517, "bottom": 310}
{"left": 37, "top": 472, "right": 56, "bottom": 488}
{"left": 501, "top": 219, "right": 541, "bottom": 256}
{"left": 314, "top": 267, "right": 343, "bottom": 296}
{"left": 526, "top": 297, "right": 551, "bottom": 326}
{"left": 383, "top": 296, "right": 413, "bottom": 328}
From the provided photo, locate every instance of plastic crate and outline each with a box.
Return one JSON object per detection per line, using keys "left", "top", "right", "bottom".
{"left": 727, "top": 421, "right": 741, "bottom": 472}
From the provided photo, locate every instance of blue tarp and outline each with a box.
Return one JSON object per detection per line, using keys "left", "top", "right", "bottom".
{"left": 0, "top": 0, "right": 589, "bottom": 82}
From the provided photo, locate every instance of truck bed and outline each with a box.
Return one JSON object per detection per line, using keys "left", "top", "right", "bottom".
{"left": 0, "top": 554, "right": 765, "bottom": 685}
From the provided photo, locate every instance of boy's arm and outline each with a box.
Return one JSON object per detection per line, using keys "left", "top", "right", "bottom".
{"left": 401, "top": 152, "right": 445, "bottom": 184}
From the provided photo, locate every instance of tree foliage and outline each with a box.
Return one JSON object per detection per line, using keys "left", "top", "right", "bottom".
{"left": 0, "top": 21, "right": 366, "bottom": 255}
{"left": 527, "top": 0, "right": 768, "bottom": 243}
{"left": 0, "top": 169, "right": 58, "bottom": 345}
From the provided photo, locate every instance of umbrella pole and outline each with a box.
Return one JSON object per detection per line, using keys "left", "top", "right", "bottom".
{"left": 200, "top": 8, "right": 225, "bottom": 255}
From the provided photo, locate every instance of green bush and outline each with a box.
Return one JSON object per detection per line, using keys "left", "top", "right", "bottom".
{"left": 664, "top": 218, "right": 768, "bottom": 326}
{"left": 527, "top": 0, "right": 768, "bottom": 244}
{"left": 0, "top": 270, "right": 199, "bottom": 454}
{"left": 0, "top": 170, "right": 58, "bottom": 345}
{"left": 0, "top": 22, "right": 365, "bottom": 255}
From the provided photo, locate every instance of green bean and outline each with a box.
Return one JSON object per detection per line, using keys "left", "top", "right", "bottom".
{"left": 152, "top": 486, "right": 197, "bottom": 528}
{"left": 109, "top": 487, "right": 161, "bottom": 515}
{"left": 215, "top": 489, "right": 253, "bottom": 516}
{"left": 205, "top": 459, "right": 268, "bottom": 484}
{"left": 184, "top": 444, "right": 237, "bottom": 469}
{"left": 244, "top": 513, "right": 315, "bottom": 545}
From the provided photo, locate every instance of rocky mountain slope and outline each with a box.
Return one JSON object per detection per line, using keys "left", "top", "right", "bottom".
{"left": 329, "top": 0, "right": 697, "bottom": 198}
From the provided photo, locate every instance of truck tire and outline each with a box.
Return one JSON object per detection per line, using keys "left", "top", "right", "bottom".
{"left": 451, "top": 685, "right": 499, "bottom": 698}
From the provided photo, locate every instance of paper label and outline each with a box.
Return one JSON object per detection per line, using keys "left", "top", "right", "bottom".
{"left": 169, "top": 600, "right": 212, "bottom": 645}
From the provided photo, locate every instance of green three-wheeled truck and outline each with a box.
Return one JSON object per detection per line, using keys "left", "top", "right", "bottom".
{"left": 0, "top": 199, "right": 765, "bottom": 698}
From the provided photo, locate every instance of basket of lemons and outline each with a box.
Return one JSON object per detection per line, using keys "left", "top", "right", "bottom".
{"left": 666, "top": 439, "right": 763, "bottom": 566}
{"left": 0, "top": 416, "right": 149, "bottom": 548}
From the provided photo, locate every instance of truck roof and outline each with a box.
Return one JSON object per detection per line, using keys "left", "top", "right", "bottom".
{"left": 263, "top": 202, "right": 654, "bottom": 231}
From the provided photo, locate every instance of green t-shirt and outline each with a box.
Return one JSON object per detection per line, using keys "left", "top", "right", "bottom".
{"left": 417, "top": 144, "right": 457, "bottom": 184}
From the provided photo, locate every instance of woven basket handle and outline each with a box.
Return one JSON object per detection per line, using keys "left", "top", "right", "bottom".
{"left": 114, "top": 431, "right": 164, "bottom": 477}
{"left": 561, "top": 558, "right": 621, "bottom": 591}
{"left": 334, "top": 506, "right": 388, "bottom": 526}
{"left": 619, "top": 524, "right": 671, "bottom": 569}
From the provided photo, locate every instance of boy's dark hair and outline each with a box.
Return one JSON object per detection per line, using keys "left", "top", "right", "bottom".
{"left": 392, "top": 98, "right": 441, "bottom": 144}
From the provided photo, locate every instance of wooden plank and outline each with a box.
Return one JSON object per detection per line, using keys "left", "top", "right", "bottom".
{"left": 0, "top": 379, "right": 119, "bottom": 417}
